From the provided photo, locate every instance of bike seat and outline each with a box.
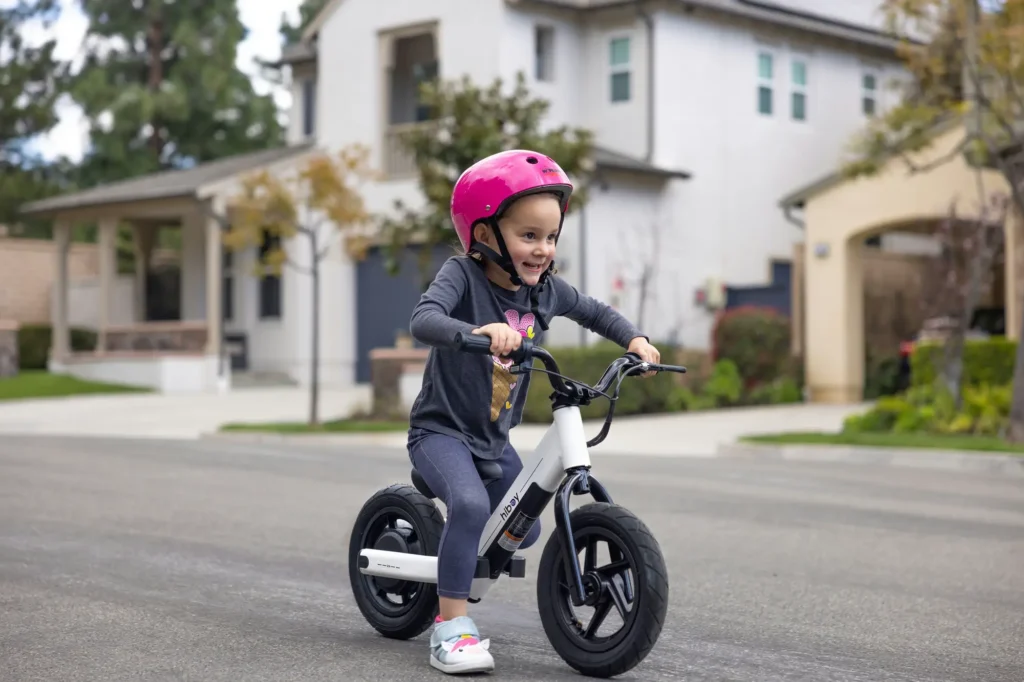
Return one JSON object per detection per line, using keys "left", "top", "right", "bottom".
{"left": 410, "top": 459, "right": 503, "bottom": 500}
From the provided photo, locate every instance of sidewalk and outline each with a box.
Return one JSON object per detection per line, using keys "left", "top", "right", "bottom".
{"left": 205, "top": 400, "right": 872, "bottom": 457}
{"left": 0, "top": 386, "right": 865, "bottom": 449}
{"left": 0, "top": 386, "right": 373, "bottom": 440}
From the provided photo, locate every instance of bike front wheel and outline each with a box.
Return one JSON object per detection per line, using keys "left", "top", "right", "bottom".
{"left": 536, "top": 502, "right": 669, "bottom": 678}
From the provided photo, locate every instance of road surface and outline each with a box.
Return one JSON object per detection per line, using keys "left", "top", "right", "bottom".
{"left": 1, "top": 435, "right": 1021, "bottom": 681}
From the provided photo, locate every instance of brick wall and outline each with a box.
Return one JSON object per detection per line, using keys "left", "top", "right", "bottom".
{"left": 0, "top": 238, "right": 100, "bottom": 324}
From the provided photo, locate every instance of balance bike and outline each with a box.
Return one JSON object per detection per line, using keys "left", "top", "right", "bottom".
{"left": 348, "top": 332, "right": 686, "bottom": 678}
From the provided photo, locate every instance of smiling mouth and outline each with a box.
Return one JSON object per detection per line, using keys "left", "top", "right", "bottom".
{"left": 522, "top": 262, "right": 546, "bottom": 273}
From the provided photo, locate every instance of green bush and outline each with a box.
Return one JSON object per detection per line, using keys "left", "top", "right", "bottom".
{"left": 17, "top": 324, "right": 97, "bottom": 370}
{"left": 864, "top": 350, "right": 904, "bottom": 399}
{"left": 842, "top": 383, "right": 1010, "bottom": 437}
{"left": 747, "top": 376, "right": 803, "bottom": 405}
{"left": 520, "top": 341, "right": 680, "bottom": 423}
{"left": 711, "top": 306, "right": 792, "bottom": 388}
{"left": 909, "top": 338, "right": 1016, "bottom": 389}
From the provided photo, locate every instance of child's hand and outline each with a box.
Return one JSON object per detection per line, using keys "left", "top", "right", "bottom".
{"left": 627, "top": 337, "right": 661, "bottom": 377}
{"left": 472, "top": 323, "right": 523, "bottom": 357}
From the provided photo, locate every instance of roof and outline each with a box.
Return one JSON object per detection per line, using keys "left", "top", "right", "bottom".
{"left": 592, "top": 146, "right": 690, "bottom": 179}
{"left": 19, "top": 143, "right": 316, "bottom": 217}
{"left": 511, "top": 0, "right": 912, "bottom": 52}
{"left": 275, "top": 42, "right": 316, "bottom": 67}
{"left": 301, "top": 0, "right": 912, "bottom": 52}
{"left": 777, "top": 116, "right": 964, "bottom": 210}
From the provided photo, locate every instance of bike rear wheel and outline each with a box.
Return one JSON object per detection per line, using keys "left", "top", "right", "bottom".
{"left": 537, "top": 502, "right": 669, "bottom": 678}
{"left": 348, "top": 483, "right": 444, "bottom": 640}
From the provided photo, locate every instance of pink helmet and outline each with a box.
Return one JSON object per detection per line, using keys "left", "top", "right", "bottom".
{"left": 450, "top": 149, "right": 573, "bottom": 253}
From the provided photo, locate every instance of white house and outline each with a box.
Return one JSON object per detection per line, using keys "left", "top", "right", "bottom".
{"left": 280, "top": 0, "right": 911, "bottom": 352}
{"left": 23, "top": 0, "right": 916, "bottom": 393}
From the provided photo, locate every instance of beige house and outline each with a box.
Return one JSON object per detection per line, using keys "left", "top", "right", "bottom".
{"left": 781, "top": 118, "right": 1024, "bottom": 403}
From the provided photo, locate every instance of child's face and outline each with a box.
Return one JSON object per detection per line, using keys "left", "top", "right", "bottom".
{"left": 477, "top": 193, "right": 562, "bottom": 287}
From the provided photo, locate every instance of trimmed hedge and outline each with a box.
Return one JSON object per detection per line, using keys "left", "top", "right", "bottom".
{"left": 17, "top": 324, "right": 97, "bottom": 370}
{"left": 519, "top": 341, "right": 680, "bottom": 423}
{"left": 909, "top": 337, "right": 1016, "bottom": 388}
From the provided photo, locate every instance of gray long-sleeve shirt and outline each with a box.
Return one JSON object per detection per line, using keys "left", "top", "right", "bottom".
{"left": 408, "top": 255, "right": 644, "bottom": 460}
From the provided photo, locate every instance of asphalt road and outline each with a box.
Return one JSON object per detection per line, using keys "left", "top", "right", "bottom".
{"left": 0, "top": 435, "right": 1021, "bottom": 682}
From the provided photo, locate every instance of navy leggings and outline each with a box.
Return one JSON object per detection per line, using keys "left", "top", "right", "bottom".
{"left": 408, "top": 428, "right": 542, "bottom": 599}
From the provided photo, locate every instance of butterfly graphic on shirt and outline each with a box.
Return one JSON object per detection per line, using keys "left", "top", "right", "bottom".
{"left": 489, "top": 310, "right": 536, "bottom": 421}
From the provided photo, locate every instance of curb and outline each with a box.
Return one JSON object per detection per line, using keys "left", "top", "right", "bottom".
{"left": 200, "top": 430, "right": 410, "bottom": 448}
{"left": 718, "top": 441, "right": 1024, "bottom": 477}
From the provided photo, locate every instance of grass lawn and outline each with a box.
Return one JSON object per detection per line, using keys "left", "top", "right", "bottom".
{"left": 743, "top": 431, "right": 1024, "bottom": 455}
{"left": 220, "top": 418, "right": 409, "bottom": 434}
{"left": 0, "top": 371, "right": 149, "bottom": 401}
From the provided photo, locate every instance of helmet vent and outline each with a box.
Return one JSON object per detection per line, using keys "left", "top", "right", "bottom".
{"left": 525, "top": 156, "right": 539, "bottom": 164}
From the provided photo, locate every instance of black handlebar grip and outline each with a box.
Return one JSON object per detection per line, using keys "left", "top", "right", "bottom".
{"left": 454, "top": 331, "right": 496, "bottom": 355}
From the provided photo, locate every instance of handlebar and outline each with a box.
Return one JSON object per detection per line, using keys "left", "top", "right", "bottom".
{"left": 453, "top": 330, "right": 687, "bottom": 446}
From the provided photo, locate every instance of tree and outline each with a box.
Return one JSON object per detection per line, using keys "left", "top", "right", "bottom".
{"left": 71, "top": 0, "right": 283, "bottom": 187}
{"left": 223, "top": 145, "right": 375, "bottom": 426}
{"left": 279, "top": 0, "right": 329, "bottom": 45}
{"left": 842, "top": 0, "right": 1024, "bottom": 439}
{"left": 378, "top": 71, "right": 595, "bottom": 277}
{"left": 0, "top": 0, "right": 71, "bottom": 230}
{"left": 918, "top": 194, "right": 1008, "bottom": 406}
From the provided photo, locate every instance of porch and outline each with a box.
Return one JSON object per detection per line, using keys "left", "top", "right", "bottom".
{"left": 19, "top": 144, "right": 315, "bottom": 394}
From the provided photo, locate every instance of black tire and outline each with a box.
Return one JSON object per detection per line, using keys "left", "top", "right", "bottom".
{"left": 537, "top": 502, "right": 669, "bottom": 678}
{"left": 348, "top": 483, "right": 445, "bottom": 640}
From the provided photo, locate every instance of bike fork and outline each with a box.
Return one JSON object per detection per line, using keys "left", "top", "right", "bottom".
{"left": 554, "top": 467, "right": 615, "bottom": 607}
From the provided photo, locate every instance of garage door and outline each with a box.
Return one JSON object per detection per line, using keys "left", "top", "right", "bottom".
{"left": 354, "top": 243, "right": 453, "bottom": 383}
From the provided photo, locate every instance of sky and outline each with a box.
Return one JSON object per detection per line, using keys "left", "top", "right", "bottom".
{"left": 5, "top": 0, "right": 304, "bottom": 163}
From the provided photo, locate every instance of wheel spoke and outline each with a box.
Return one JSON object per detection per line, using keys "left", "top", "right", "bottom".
{"left": 602, "top": 550, "right": 635, "bottom": 603}
{"left": 583, "top": 599, "right": 613, "bottom": 639}
{"left": 583, "top": 537, "right": 597, "bottom": 573}
{"left": 608, "top": 578, "right": 630, "bottom": 620}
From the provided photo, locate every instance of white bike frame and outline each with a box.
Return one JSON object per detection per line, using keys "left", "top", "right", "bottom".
{"left": 357, "top": 404, "right": 598, "bottom": 602}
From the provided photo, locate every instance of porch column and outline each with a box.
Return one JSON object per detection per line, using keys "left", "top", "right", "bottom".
{"left": 1004, "top": 207, "right": 1024, "bottom": 341}
{"left": 132, "top": 222, "right": 157, "bottom": 323}
{"left": 804, "top": 237, "right": 864, "bottom": 403}
{"left": 97, "top": 217, "right": 118, "bottom": 353}
{"left": 204, "top": 199, "right": 223, "bottom": 359}
{"left": 51, "top": 219, "right": 71, "bottom": 363}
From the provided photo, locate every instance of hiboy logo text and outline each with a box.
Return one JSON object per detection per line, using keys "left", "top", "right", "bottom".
{"left": 500, "top": 493, "right": 520, "bottom": 521}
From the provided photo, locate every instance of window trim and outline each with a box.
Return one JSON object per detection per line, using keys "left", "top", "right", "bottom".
{"left": 609, "top": 35, "right": 631, "bottom": 103}
{"left": 534, "top": 24, "right": 555, "bottom": 82}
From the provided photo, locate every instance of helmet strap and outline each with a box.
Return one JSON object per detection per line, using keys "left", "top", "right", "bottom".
{"left": 471, "top": 219, "right": 523, "bottom": 286}
{"left": 472, "top": 219, "right": 552, "bottom": 332}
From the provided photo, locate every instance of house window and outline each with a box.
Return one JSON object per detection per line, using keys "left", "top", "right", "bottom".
{"left": 535, "top": 25, "right": 554, "bottom": 82}
{"left": 302, "top": 78, "right": 316, "bottom": 137}
{"left": 222, "top": 249, "right": 234, "bottom": 322}
{"left": 791, "top": 58, "right": 807, "bottom": 121}
{"left": 862, "top": 72, "right": 877, "bottom": 116}
{"left": 258, "top": 230, "right": 282, "bottom": 320}
{"left": 757, "top": 51, "right": 774, "bottom": 115}
{"left": 412, "top": 59, "right": 439, "bottom": 122}
{"left": 609, "top": 37, "right": 630, "bottom": 103}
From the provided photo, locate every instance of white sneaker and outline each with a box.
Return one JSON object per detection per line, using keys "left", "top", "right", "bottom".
{"left": 429, "top": 615, "right": 495, "bottom": 674}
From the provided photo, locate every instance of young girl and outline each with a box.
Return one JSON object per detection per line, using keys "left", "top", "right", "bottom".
{"left": 407, "top": 149, "right": 660, "bottom": 674}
